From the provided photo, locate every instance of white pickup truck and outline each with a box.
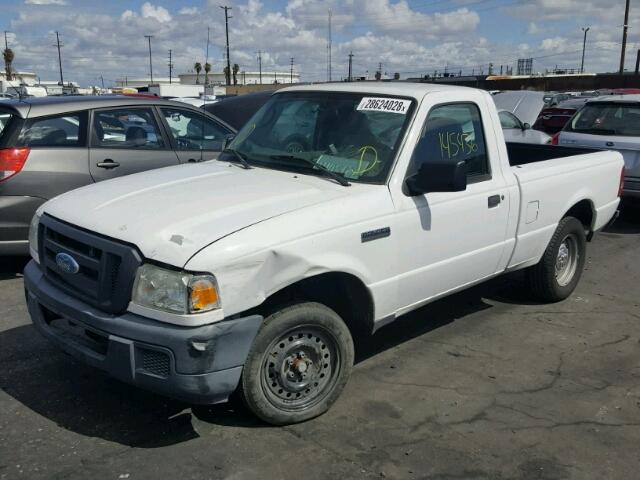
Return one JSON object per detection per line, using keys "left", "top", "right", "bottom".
{"left": 25, "top": 83, "right": 623, "bottom": 425}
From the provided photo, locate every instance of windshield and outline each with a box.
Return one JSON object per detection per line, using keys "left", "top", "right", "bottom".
{"left": 565, "top": 103, "right": 640, "bottom": 136}
{"left": 221, "top": 92, "right": 415, "bottom": 184}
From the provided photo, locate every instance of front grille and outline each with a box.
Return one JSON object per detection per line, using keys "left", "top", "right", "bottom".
{"left": 40, "top": 214, "right": 142, "bottom": 314}
{"left": 140, "top": 349, "right": 170, "bottom": 377}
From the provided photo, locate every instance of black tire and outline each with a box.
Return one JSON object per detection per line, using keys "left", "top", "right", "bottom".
{"left": 526, "top": 216, "right": 587, "bottom": 302}
{"left": 240, "top": 302, "right": 354, "bottom": 425}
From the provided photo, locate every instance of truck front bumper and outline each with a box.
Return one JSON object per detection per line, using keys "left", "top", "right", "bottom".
{"left": 24, "top": 260, "right": 263, "bottom": 405}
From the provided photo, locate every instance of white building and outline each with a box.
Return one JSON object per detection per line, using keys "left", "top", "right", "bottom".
{"left": 116, "top": 71, "right": 300, "bottom": 89}
{"left": 0, "top": 70, "right": 38, "bottom": 93}
{"left": 179, "top": 71, "right": 300, "bottom": 85}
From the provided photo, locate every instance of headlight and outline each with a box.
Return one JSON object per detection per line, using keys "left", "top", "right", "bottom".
{"left": 28, "top": 212, "right": 41, "bottom": 263}
{"left": 131, "top": 263, "right": 220, "bottom": 315}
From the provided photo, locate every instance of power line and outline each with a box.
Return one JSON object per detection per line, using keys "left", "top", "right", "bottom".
{"left": 144, "top": 35, "right": 153, "bottom": 83}
{"left": 221, "top": 5, "right": 232, "bottom": 86}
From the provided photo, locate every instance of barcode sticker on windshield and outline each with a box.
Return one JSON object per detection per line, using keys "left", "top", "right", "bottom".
{"left": 357, "top": 97, "right": 411, "bottom": 114}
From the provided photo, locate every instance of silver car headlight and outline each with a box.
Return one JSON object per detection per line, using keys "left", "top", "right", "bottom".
{"left": 131, "top": 263, "right": 220, "bottom": 315}
{"left": 28, "top": 212, "right": 41, "bottom": 264}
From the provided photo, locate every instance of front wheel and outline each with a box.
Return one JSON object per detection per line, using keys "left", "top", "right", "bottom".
{"left": 526, "top": 216, "right": 587, "bottom": 302}
{"left": 240, "top": 302, "right": 354, "bottom": 425}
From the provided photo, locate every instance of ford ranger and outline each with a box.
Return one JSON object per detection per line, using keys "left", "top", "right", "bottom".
{"left": 24, "top": 83, "right": 624, "bottom": 425}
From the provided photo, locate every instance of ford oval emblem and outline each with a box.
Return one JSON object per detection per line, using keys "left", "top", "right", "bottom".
{"left": 55, "top": 252, "right": 80, "bottom": 274}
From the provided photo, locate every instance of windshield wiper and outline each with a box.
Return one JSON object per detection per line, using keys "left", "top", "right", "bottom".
{"left": 269, "top": 154, "right": 351, "bottom": 187}
{"left": 221, "top": 148, "right": 252, "bottom": 169}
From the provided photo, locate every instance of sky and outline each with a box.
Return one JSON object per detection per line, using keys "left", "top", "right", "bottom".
{"left": 0, "top": 0, "right": 638, "bottom": 86}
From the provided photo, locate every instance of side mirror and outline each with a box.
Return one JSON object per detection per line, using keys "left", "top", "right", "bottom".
{"left": 221, "top": 134, "right": 236, "bottom": 150}
{"left": 405, "top": 160, "right": 467, "bottom": 196}
{"left": 522, "top": 122, "right": 531, "bottom": 130}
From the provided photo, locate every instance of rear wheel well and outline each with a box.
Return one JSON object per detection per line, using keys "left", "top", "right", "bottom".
{"left": 564, "top": 200, "right": 595, "bottom": 240}
{"left": 255, "top": 272, "right": 375, "bottom": 339}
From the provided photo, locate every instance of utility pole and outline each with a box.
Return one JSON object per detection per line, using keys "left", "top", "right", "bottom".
{"left": 221, "top": 6, "right": 232, "bottom": 86}
{"left": 620, "top": 0, "right": 631, "bottom": 74}
{"left": 168, "top": 49, "right": 174, "bottom": 84}
{"left": 205, "top": 26, "right": 210, "bottom": 85}
{"left": 636, "top": 49, "right": 640, "bottom": 74}
{"left": 581, "top": 27, "right": 590, "bottom": 74}
{"left": 348, "top": 51, "right": 353, "bottom": 82}
{"left": 144, "top": 35, "right": 154, "bottom": 83}
{"left": 327, "top": 8, "right": 332, "bottom": 81}
{"left": 290, "top": 57, "right": 294, "bottom": 83}
{"left": 99, "top": 75, "right": 104, "bottom": 89}
{"left": 257, "top": 50, "right": 262, "bottom": 84}
{"left": 55, "top": 31, "right": 64, "bottom": 85}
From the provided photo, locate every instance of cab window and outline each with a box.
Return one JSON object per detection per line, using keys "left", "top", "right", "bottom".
{"left": 411, "top": 103, "right": 490, "bottom": 181}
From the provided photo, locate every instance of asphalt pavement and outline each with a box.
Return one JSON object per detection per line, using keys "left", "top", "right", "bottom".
{"left": 1, "top": 205, "right": 639, "bottom": 480}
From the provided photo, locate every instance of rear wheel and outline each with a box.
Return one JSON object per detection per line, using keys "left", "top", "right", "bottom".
{"left": 240, "top": 302, "right": 354, "bottom": 425}
{"left": 526, "top": 216, "right": 586, "bottom": 302}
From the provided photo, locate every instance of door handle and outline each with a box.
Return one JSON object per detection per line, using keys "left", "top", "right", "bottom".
{"left": 488, "top": 194, "right": 502, "bottom": 208}
{"left": 96, "top": 159, "right": 120, "bottom": 169}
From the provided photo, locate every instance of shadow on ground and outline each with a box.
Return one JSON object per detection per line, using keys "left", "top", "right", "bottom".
{"left": 0, "top": 256, "right": 29, "bottom": 280}
{"left": 603, "top": 201, "right": 640, "bottom": 234}
{"left": 1, "top": 274, "right": 521, "bottom": 447}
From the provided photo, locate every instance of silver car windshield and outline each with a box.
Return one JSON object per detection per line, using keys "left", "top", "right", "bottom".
{"left": 566, "top": 103, "right": 640, "bottom": 136}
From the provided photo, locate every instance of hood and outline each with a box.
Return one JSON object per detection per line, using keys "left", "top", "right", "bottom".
{"left": 43, "top": 161, "right": 349, "bottom": 266}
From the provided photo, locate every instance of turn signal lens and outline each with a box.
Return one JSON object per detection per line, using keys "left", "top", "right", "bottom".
{"left": 550, "top": 133, "right": 560, "bottom": 146}
{"left": 0, "top": 147, "right": 30, "bottom": 182}
{"left": 189, "top": 276, "right": 220, "bottom": 313}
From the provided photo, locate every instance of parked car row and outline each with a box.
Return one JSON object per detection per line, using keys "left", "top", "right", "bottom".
{"left": 0, "top": 96, "right": 235, "bottom": 254}
{"left": 555, "top": 95, "right": 640, "bottom": 198}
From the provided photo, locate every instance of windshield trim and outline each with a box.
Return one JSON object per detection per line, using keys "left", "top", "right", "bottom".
{"left": 225, "top": 91, "right": 418, "bottom": 185}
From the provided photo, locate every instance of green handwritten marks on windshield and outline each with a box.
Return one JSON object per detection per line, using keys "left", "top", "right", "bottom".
{"left": 316, "top": 145, "right": 380, "bottom": 179}
{"left": 438, "top": 131, "right": 477, "bottom": 160}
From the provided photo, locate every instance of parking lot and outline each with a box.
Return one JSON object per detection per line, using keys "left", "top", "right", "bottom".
{"left": 0, "top": 205, "right": 637, "bottom": 480}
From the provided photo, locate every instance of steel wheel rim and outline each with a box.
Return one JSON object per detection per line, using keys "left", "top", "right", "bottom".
{"left": 260, "top": 325, "right": 341, "bottom": 412}
{"left": 555, "top": 233, "right": 579, "bottom": 286}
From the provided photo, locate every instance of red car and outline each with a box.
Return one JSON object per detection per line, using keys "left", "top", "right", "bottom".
{"left": 534, "top": 98, "right": 591, "bottom": 134}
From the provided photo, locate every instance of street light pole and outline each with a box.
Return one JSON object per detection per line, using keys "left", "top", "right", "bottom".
{"left": 580, "top": 27, "right": 590, "bottom": 74}
{"left": 144, "top": 35, "right": 154, "bottom": 83}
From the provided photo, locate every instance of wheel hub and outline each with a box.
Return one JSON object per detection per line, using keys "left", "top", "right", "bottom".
{"left": 555, "top": 234, "right": 579, "bottom": 287}
{"left": 261, "top": 328, "right": 338, "bottom": 411}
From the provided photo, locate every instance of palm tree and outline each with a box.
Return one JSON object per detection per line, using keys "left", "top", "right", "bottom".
{"left": 194, "top": 62, "right": 202, "bottom": 84}
{"left": 232, "top": 63, "right": 239, "bottom": 85}
{"left": 204, "top": 62, "right": 211, "bottom": 85}
{"left": 223, "top": 65, "right": 230, "bottom": 86}
{"left": 3, "top": 48, "right": 14, "bottom": 81}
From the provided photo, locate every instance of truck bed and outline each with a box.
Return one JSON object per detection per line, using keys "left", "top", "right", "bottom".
{"left": 507, "top": 142, "right": 596, "bottom": 166}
